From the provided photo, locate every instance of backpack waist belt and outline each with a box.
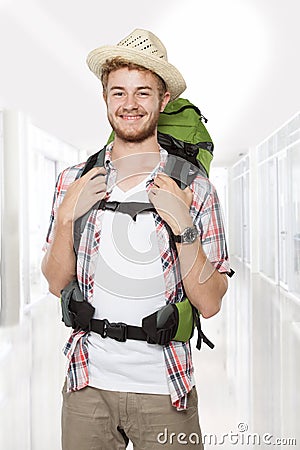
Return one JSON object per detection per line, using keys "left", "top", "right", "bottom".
{"left": 90, "top": 318, "right": 150, "bottom": 343}
{"left": 61, "top": 280, "right": 214, "bottom": 349}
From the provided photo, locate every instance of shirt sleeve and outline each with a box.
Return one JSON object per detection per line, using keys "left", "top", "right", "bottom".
{"left": 191, "top": 177, "right": 231, "bottom": 275}
{"left": 42, "top": 163, "right": 85, "bottom": 252}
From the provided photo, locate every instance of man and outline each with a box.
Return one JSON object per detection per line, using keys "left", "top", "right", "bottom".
{"left": 42, "top": 29, "right": 231, "bottom": 450}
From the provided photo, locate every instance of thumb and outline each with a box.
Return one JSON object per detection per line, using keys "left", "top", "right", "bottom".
{"left": 183, "top": 185, "right": 192, "bottom": 194}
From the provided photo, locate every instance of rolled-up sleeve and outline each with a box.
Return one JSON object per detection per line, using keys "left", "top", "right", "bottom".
{"left": 42, "top": 163, "right": 84, "bottom": 252}
{"left": 191, "top": 176, "right": 231, "bottom": 275}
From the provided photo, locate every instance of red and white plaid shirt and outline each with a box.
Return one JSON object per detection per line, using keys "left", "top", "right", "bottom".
{"left": 44, "top": 144, "right": 231, "bottom": 410}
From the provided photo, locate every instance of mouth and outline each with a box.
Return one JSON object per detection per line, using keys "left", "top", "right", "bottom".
{"left": 120, "top": 114, "right": 144, "bottom": 121}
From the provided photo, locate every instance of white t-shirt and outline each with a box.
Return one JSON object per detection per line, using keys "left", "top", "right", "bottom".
{"left": 87, "top": 177, "right": 169, "bottom": 394}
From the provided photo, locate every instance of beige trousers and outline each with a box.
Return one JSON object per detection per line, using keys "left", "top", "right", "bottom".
{"left": 61, "top": 382, "right": 204, "bottom": 450}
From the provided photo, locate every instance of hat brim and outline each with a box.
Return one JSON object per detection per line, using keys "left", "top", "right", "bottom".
{"left": 86, "top": 46, "right": 186, "bottom": 101}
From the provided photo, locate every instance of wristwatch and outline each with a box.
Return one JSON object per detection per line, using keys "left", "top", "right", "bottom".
{"left": 173, "top": 226, "right": 198, "bottom": 244}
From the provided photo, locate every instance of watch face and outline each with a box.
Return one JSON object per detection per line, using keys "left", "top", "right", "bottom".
{"left": 183, "top": 226, "right": 198, "bottom": 243}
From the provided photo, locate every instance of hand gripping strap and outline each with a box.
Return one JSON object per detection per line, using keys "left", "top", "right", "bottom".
{"left": 73, "top": 147, "right": 106, "bottom": 256}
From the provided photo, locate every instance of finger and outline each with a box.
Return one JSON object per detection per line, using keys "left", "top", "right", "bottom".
{"left": 153, "top": 176, "right": 164, "bottom": 188}
{"left": 156, "top": 172, "right": 170, "bottom": 179}
{"left": 90, "top": 167, "right": 106, "bottom": 180}
{"left": 155, "top": 173, "right": 176, "bottom": 189}
{"left": 95, "top": 183, "right": 107, "bottom": 195}
{"left": 79, "top": 166, "right": 106, "bottom": 181}
{"left": 156, "top": 173, "right": 172, "bottom": 183}
{"left": 74, "top": 169, "right": 100, "bottom": 190}
{"left": 148, "top": 188, "right": 158, "bottom": 197}
{"left": 92, "top": 191, "right": 106, "bottom": 201}
{"left": 91, "top": 183, "right": 107, "bottom": 196}
{"left": 154, "top": 174, "right": 164, "bottom": 186}
{"left": 90, "top": 175, "right": 107, "bottom": 187}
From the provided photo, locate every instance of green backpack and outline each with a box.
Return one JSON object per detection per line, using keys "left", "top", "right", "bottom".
{"left": 157, "top": 97, "right": 214, "bottom": 177}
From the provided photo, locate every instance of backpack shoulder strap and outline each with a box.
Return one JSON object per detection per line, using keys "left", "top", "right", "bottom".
{"left": 157, "top": 131, "right": 206, "bottom": 189}
{"left": 163, "top": 153, "right": 200, "bottom": 189}
{"left": 73, "top": 146, "right": 106, "bottom": 255}
{"left": 80, "top": 146, "right": 106, "bottom": 177}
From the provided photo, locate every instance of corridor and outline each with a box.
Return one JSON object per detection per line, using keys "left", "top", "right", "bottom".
{"left": 1, "top": 1, "right": 300, "bottom": 449}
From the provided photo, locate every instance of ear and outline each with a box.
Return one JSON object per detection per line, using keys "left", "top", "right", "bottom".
{"left": 102, "top": 90, "right": 107, "bottom": 103}
{"left": 160, "top": 91, "right": 171, "bottom": 112}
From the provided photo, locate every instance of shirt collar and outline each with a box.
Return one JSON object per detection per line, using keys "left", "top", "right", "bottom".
{"left": 104, "top": 142, "right": 114, "bottom": 169}
{"left": 104, "top": 141, "right": 168, "bottom": 173}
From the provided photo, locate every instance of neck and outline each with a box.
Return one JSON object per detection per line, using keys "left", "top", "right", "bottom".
{"left": 111, "top": 135, "right": 160, "bottom": 161}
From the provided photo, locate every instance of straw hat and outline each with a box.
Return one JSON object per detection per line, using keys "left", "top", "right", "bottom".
{"left": 86, "top": 28, "right": 186, "bottom": 101}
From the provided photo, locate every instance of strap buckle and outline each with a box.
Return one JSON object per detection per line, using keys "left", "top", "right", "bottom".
{"left": 99, "top": 200, "right": 120, "bottom": 212}
{"left": 102, "top": 319, "right": 127, "bottom": 342}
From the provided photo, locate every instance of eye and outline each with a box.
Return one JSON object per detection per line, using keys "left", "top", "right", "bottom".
{"left": 138, "top": 91, "right": 150, "bottom": 97}
{"left": 113, "top": 91, "right": 124, "bottom": 97}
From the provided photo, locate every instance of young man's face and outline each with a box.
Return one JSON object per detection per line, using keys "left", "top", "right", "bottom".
{"left": 104, "top": 67, "right": 170, "bottom": 143}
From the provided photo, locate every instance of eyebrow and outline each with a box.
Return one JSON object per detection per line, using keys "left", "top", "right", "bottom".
{"left": 109, "top": 86, "right": 153, "bottom": 91}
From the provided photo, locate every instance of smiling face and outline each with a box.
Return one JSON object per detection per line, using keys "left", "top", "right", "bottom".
{"left": 104, "top": 67, "right": 170, "bottom": 143}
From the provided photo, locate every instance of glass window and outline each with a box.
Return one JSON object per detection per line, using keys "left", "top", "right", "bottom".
{"left": 230, "top": 156, "right": 250, "bottom": 264}
{"left": 258, "top": 159, "right": 277, "bottom": 279}
{"left": 277, "top": 127, "right": 287, "bottom": 152}
{"left": 277, "top": 152, "right": 289, "bottom": 287}
{"left": 242, "top": 172, "right": 250, "bottom": 264}
{"left": 287, "top": 113, "right": 300, "bottom": 146}
{"left": 0, "top": 111, "right": 3, "bottom": 314}
{"left": 290, "top": 143, "right": 300, "bottom": 295}
{"left": 26, "top": 124, "right": 84, "bottom": 303}
{"left": 257, "top": 141, "right": 268, "bottom": 162}
{"left": 232, "top": 176, "right": 243, "bottom": 259}
{"left": 28, "top": 152, "right": 58, "bottom": 300}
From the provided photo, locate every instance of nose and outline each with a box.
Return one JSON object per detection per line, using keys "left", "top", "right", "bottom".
{"left": 122, "top": 93, "right": 138, "bottom": 110}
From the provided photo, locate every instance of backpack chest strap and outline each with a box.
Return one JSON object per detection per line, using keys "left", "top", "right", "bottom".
{"left": 98, "top": 199, "right": 156, "bottom": 221}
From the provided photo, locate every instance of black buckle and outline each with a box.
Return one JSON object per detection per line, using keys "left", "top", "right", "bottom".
{"left": 102, "top": 320, "right": 127, "bottom": 342}
{"left": 99, "top": 200, "right": 120, "bottom": 212}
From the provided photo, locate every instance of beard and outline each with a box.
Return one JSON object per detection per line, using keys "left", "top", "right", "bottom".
{"left": 107, "top": 108, "right": 161, "bottom": 143}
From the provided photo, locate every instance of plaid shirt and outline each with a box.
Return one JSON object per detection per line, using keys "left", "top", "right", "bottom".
{"left": 44, "top": 143, "right": 231, "bottom": 410}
